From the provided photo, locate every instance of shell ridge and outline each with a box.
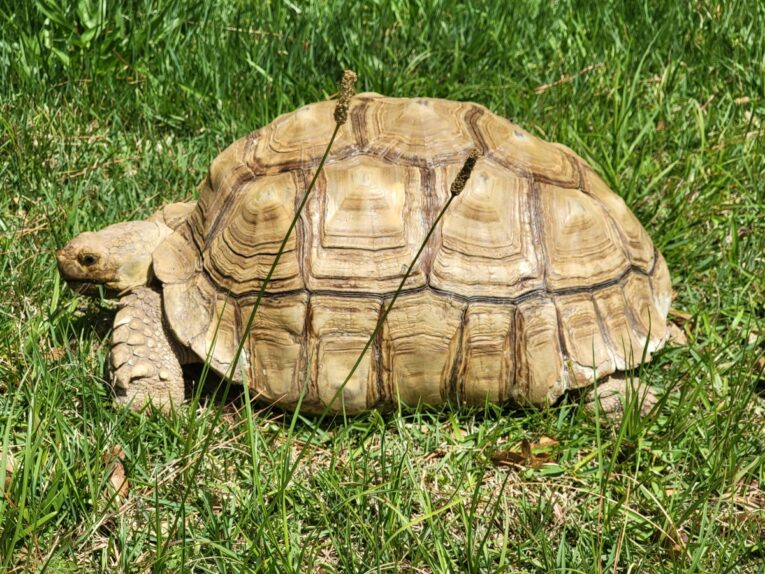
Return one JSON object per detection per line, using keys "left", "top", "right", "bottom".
{"left": 450, "top": 304, "right": 469, "bottom": 405}
{"left": 585, "top": 291, "right": 617, "bottom": 380}
{"left": 419, "top": 166, "right": 438, "bottom": 285}
{"left": 528, "top": 177, "right": 550, "bottom": 290}
{"left": 373, "top": 302, "right": 387, "bottom": 409}
{"left": 294, "top": 168, "right": 314, "bottom": 291}
{"left": 351, "top": 97, "right": 370, "bottom": 148}
{"left": 189, "top": 263, "right": 661, "bottom": 306}
{"left": 552, "top": 296, "right": 571, "bottom": 365}
{"left": 464, "top": 104, "right": 490, "bottom": 155}
{"left": 207, "top": 231, "right": 298, "bottom": 261}
{"left": 232, "top": 296, "right": 245, "bottom": 380}
{"left": 506, "top": 306, "right": 518, "bottom": 402}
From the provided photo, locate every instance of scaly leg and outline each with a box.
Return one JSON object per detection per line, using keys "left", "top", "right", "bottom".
{"left": 584, "top": 374, "right": 658, "bottom": 420}
{"left": 110, "top": 287, "right": 187, "bottom": 410}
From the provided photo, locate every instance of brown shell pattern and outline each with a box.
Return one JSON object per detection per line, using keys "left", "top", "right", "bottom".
{"left": 153, "top": 93, "right": 672, "bottom": 412}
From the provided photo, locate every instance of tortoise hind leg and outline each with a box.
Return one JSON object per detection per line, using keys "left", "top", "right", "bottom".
{"left": 110, "top": 286, "right": 188, "bottom": 411}
{"left": 583, "top": 374, "right": 658, "bottom": 419}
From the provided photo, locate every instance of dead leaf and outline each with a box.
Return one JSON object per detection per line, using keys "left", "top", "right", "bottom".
{"left": 668, "top": 308, "right": 692, "bottom": 326}
{"left": 737, "top": 226, "right": 753, "bottom": 238}
{"left": 534, "top": 63, "right": 604, "bottom": 94}
{"left": 700, "top": 94, "right": 715, "bottom": 113}
{"left": 422, "top": 447, "right": 447, "bottom": 462}
{"left": 2, "top": 447, "right": 14, "bottom": 492}
{"left": 662, "top": 526, "right": 689, "bottom": 557}
{"left": 490, "top": 437, "right": 557, "bottom": 469}
{"left": 552, "top": 497, "right": 565, "bottom": 523}
{"left": 734, "top": 96, "right": 751, "bottom": 105}
{"left": 744, "top": 110, "right": 760, "bottom": 127}
{"left": 490, "top": 448, "right": 528, "bottom": 467}
{"left": 102, "top": 445, "right": 129, "bottom": 499}
{"left": 667, "top": 322, "right": 688, "bottom": 347}
{"left": 521, "top": 438, "right": 531, "bottom": 460}
{"left": 734, "top": 477, "right": 765, "bottom": 509}
{"left": 45, "top": 347, "right": 66, "bottom": 362}
{"left": 537, "top": 436, "right": 559, "bottom": 447}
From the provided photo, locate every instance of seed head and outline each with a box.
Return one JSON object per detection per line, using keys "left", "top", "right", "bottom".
{"left": 449, "top": 148, "right": 482, "bottom": 196}
{"left": 334, "top": 69, "right": 357, "bottom": 126}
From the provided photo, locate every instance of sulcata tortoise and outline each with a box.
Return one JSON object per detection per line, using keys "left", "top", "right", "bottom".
{"left": 56, "top": 92, "right": 672, "bottom": 415}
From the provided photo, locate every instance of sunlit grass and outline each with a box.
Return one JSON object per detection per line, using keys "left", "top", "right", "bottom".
{"left": 1, "top": 0, "right": 764, "bottom": 572}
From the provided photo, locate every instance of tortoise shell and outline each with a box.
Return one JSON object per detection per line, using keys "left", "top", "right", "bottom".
{"left": 153, "top": 93, "right": 671, "bottom": 413}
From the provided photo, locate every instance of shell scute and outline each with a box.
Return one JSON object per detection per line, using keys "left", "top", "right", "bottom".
{"left": 554, "top": 292, "right": 613, "bottom": 386}
{"left": 249, "top": 99, "right": 359, "bottom": 171}
{"left": 513, "top": 298, "right": 569, "bottom": 405}
{"left": 537, "top": 183, "right": 631, "bottom": 290}
{"left": 201, "top": 295, "right": 242, "bottom": 382}
{"left": 305, "top": 155, "right": 428, "bottom": 293}
{"left": 202, "top": 171, "right": 303, "bottom": 294}
{"left": 457, "top": 303, "right": 515, "bottom": 405}
{"left": 308, "top": 295, "right": 382, "bottom": 413}
{"left": 475, "top": 112, "right": 579, "bottom": 187}
{"left": 592, "top": 284, "right": 646, "bottom": 371}
{"left": 622, "top": 272, "right": 668, "bottom": 353}
{"left": 381, "top": 291, "right": 465, "bottom": 407}
{"left": 650, "top": 252, "right": 672, "bottom": 317}
{"left": 581, "top": 167, "right": 655, "bottom": 272}
{"left": 242, "top": 293, "right": 309, "bottom": 408}
{"left": 430, "top": 159, "right": 544, "bottom": 298}
{"left": 361, "top": 96, "right": 478, "bottom": 165}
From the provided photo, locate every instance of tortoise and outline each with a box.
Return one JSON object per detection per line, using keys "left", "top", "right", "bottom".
{"left": 56, "top": 92, "right": 672, "bottom": 416}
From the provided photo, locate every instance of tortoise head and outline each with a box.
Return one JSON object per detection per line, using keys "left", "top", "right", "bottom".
{"left": 56, "top": 220, "right": 173, "bottom": 297}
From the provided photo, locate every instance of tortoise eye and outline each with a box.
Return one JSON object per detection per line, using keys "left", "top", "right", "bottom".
{"left": 79, "top": 253, "right": 98, "bottom": 266}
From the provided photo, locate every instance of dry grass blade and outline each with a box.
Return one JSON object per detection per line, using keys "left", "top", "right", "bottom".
{"left": 534, "top": 63, "right": 604, "bottom": 94}
{"left": 59, "top": 157, "right": 139, "bottom": 180}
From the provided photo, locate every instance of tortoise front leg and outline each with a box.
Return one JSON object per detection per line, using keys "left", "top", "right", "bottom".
{"left": 110, "top": 286, "right": 187, "bottom": 410}
{"left": 583, "top": 374, "right": 658, "bottom": 420}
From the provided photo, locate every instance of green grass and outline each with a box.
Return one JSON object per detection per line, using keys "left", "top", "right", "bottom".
{"left": 1, "top": 0, "right": 764, "bottom": 571}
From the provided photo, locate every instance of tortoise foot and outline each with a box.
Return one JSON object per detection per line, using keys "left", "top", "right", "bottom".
{"left": 110, "top": 287, "right": 185, "bottom": 411}
{"left": 583, "top": 375, "right": 658, "bottom": 420}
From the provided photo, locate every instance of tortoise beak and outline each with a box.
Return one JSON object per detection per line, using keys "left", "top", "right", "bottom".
{"left": 56, "top": 245, "right": 98, "bottom": 295}
{"left": 55, "top": 245, "right": 74, "bottom": 278}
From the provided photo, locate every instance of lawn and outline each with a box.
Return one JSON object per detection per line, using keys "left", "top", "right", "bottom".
{"left": 1, "top": 0, "right": 764, "bottom": 572}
